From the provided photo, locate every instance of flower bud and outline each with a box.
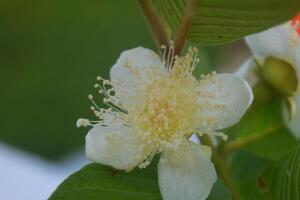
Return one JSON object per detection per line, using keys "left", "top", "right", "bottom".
{"left": 261, "top": 56, "right": 298, "bottom": 96}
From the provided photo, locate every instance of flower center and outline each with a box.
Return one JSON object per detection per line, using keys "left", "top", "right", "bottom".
{"left": 128, "top": 72, "right": 200, "bottom": 155}
{"left": 289, "top": 13, "right": 300, "bottom": 46}
{"left": 291, "top": 13, "right": 300, "bottom": 36}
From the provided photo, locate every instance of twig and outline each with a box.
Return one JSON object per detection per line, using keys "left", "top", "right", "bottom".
{"left": 174, "top": 0, "right": 197, "bottom": 55}
{"left": 137, "top": 0, "right": 170, "bottom": 50}
{"left": 223, "top": 124, "right": 283, "bottom": 155}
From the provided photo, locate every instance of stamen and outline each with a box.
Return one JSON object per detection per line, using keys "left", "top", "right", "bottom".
{"left": 76, "top": 118, "right": 91, "bottom": 127}
{"left": 167, "top": 43, "right": 172, "bottom": 69}
{"left": 289, "top": 13, "right": 300, "bottom": 46}
{"left": 161, "top": 41, "right": 176, "bottom": 70}
{"left": 291, "top": 13, "right": 300, "bottom": 36}
{"left": 88, "top": 94, "right": 101, "bottom": 111}
{"left": 138, "top": 153, "right": 155, "bottom": 169}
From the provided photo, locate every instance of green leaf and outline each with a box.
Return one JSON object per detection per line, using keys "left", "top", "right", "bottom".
{"left": 261, "top": 142, "right": 300, "bottom": 200}
{"left": 230, "top": 151, "right": 270, "bottom": 200}
{"left": 50, "top": 161, "right": 232, "bottom": 200}
{"left": 229, "top": 96, "right": 298, "bottom": 160}
{"left": 49, "top": 163, "right": 162, "bottom": 200}
{"left": 207, "top": 179, "right": 232, "bottom": 200}
{"left": 152, "top": 0, "right": 300, "bottom": 45}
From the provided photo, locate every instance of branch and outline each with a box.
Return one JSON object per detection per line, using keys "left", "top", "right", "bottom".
{"left": 137, "top": 0, "right": 170, "bottom": 50}
{"left": 223, "top": 124, "right": 283, "bottom": 155}
{"left": 174, "top": 0, "right": 197, "bottom": 55}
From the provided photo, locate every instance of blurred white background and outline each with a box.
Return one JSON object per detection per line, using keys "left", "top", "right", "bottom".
{"left": 0, "top": 143, "right": 88, "bottom": 200}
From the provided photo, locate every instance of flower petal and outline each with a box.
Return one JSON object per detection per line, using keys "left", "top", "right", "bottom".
{"left": 198, "top": 73, "right": 253, "bottom": 130}
{"left": 235, "top": 58, "right": 256, "bottom": 78}
{"left": 245, "top": 22, "right": 292, "bottom": 65}
{"left": 235, "top": 58, "right": 259, "bottom": 87}
{"left": 110, "top": 47, "right": 167, "bottom": 104}
{"left": 283, "top": 95, "right": 300, "bottom": 139}
{"left": 158, "top": 142, "right": 217, "bottom": 200}
{"left": 201, "top": 145, "right": 212, "bottom": 159}
{"left": 292, "top": 43, "right": 300, "bottom": 78}
{"left": 85, "top": 124, "right": 146, "bottom": 171}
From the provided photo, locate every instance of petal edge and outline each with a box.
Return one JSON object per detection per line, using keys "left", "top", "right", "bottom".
{"left": 85, "top": 124, "right": 146, "bottom": 171}
{"left": 158, "top": 143, "right": 217, "bottom": 200}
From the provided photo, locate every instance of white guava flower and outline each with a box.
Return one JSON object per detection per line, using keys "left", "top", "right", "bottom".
{"left": 238, "top": 14, "right": 300, "bottom": 138}
{"left": 77, "top": 46, "right": 253, "bottom": 200}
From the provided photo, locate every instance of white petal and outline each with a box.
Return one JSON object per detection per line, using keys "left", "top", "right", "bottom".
{"left": 235, "top": 58, "right": 259, "bottom": 88}
{"left": 110, "top": 47, "right": 167, "bottom": 104}
{"left": 158, "top": 143, "right": 217, "bottom": 200}
{"left": 201, "top": 145, "right": 212, "bottom": 159}
{"left": 245, "top": 22, "right": 293, "bottom": 65}
{"left": 283, "top": 95, "right": 300, "bottom": 139}
{"left": 198, "top": 73, "right": 253, "bottom": 130}
{"left": 292, "top": 43, "right": 300, "bottom": 78}
{"left": 85, "top": 124, "right": 146, "bottom": 171}
{"left": 235, "top": 58, "right": 256, "bottom": 78}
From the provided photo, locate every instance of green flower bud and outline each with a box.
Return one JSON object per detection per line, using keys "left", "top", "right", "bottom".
{"left": 260, "top": 56, "right": 298, "bottom": 97}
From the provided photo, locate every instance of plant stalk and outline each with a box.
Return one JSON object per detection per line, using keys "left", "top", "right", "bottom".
{"left": 174, "top": 0, "right": 197, "bottom": 55}
{"left": 223, "top": 124, "right": 283, "bottom": 155}
{"left": 137, "top": 0, "right": 170, "bottom": 50}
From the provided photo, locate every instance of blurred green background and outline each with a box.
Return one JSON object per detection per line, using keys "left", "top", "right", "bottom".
{"left": 0, "top": 0, "right": 249, "bottom": 160}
